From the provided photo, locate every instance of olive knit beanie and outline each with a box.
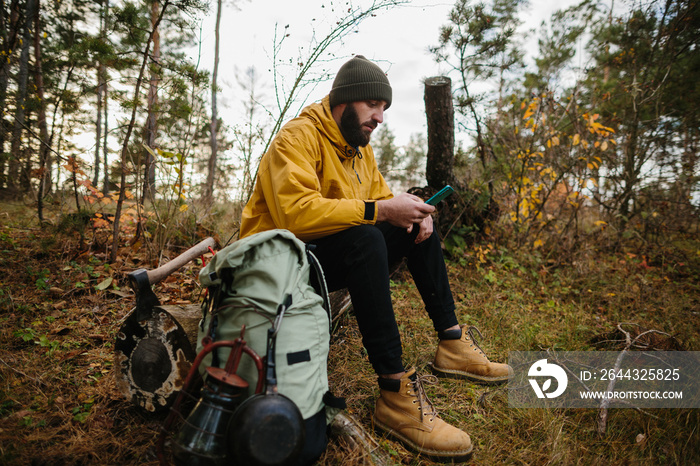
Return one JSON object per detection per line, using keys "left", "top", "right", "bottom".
{"left": 329, "top": 55, "right": 392, "bottom": 109}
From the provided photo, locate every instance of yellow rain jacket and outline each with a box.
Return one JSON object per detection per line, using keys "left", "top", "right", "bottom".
{"left": 240, "top": 96, "right": 394, "bottom": 242}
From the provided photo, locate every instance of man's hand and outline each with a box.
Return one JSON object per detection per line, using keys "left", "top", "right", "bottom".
{"left": 411, "top": 214, "right": 433, "bottom": 244}
{"left": 377, "top": 193, "right": 435, "bottom": 242}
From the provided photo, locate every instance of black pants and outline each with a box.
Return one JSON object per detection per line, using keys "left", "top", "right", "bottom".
{"left": 309, "top": 223, "right": 458, "bottom": 375}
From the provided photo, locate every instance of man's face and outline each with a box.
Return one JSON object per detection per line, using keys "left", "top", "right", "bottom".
{"left": 339, "top": 100, "right": 386, "bottom": 147}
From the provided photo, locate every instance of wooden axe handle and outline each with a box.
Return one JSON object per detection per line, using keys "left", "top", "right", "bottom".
{"left": 146, "top": 237, "right": 216, "bottom": 285}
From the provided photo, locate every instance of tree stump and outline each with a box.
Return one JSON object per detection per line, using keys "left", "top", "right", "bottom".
{"left": 114, "top": 306, "right": 196, "bottom": 412}
{"left": 424, "top": 76, "right": 455, "bottom": 189}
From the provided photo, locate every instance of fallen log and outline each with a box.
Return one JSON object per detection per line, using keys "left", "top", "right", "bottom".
{"left": 329, "top": 411, "right": 394, "bottom": 466}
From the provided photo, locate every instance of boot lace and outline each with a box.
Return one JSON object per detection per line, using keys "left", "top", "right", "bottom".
{"left": 408, "top": 374, "right": 438, "bottom": 421}
{"left": 466, "top": 326, "right": 488, "bottom": 357}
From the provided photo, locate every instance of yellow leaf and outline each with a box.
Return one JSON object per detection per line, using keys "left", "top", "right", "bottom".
{"left": 179, "top": 204, "right": 189, "bottom": 212}
{"left": 594, "top": 220, "right": 607, "bottom": 227}
{"left": 601, "top": 141, "right": 608, "bottom": 151}
{"left": 551, "top": 136, "right": 560, "bottom": 146}
{"left": 534, "top": 239, "right": 543, "bottom": 249}
{"left": 546, "top": 139, "right": 552, "bottom": 148}
{"left": 573, "top": 134, "right": 580, "bottom": 146}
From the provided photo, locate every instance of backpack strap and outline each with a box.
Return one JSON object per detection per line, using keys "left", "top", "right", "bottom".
{"left": 322, "top": 391, "right": 347, "bottom": 409}
{"left": 306, "top": 246, "right": 332, "bottom": 333}
{"left": 201, "top": 268, "right": 234, "bottom": 368}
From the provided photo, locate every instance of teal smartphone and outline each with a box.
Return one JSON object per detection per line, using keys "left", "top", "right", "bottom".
{"left": 425, "top": 185, "right": 454, "bottom": 205}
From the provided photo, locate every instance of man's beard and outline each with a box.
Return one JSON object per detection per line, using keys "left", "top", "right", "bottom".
{"left": 339, "top": 103, "right": 376, "bottom": 148}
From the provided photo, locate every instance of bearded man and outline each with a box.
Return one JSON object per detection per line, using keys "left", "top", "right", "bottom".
{"left": 240, "top": 55, "right": 511, "bottom": 461}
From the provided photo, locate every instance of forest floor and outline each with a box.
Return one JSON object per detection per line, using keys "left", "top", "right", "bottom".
{"left": 1, "top": 201, "right": 699, "bottom": 465}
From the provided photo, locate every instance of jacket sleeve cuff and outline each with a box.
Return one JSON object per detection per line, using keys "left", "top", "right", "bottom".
{"left": 363, "top": 201, "right": 376, "bottom": 221}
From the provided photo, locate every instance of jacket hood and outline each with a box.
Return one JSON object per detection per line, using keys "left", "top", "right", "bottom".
{"left": 300, "top": 95, "right": 361, "bottom": 161}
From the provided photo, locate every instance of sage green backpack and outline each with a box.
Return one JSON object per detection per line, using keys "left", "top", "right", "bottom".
{"left": 197, "top": 229, "right": 338, "bottom": 462}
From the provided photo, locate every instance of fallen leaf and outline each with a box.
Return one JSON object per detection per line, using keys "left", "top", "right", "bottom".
{"left": 53, "top": 301, "right": 67, "bottom": 310}
{"left": 95, "top": 277, "right": 113, "bottom": 291}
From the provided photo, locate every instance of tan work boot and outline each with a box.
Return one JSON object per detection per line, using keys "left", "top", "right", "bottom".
{"left": 373, "top": 368, "right": 473, "bottom": 461}
{"left": 430, "top": 325, "right": 513, "bottom": 384}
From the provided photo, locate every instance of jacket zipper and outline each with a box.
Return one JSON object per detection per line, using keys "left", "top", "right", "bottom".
{"left": 352, "top": 156, "right": 362, "bottom": 184}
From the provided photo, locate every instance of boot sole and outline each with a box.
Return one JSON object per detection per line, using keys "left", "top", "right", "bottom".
{"left": 429, "top": 362, "right": 511, "bottom": 385}
{"left": 372, "top": 415, "right": 473, "bottom": 463}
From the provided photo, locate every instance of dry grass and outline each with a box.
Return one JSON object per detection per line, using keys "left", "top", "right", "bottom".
{"left": 0, "top": 202, "right": 698, "bottom": 465}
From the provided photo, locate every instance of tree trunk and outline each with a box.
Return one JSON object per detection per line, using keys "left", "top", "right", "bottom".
{"left": 143, "top": 0, "right": 160, "bottom": 203}
{"left": 100, "top": 0, "right": 110, "bottom": 194}
{"left": 423, "top": 76, "right": 455, "bottom": 189}
{"left": 33, "top": 0, "right": 50, "bottom": 222}
{"left": 0, "top": 0, "right": 6, "bottom": 189}
{"left": 102, "top": 75, "right": 110, "bottom": 194}
{"left": 203, "top": 0, "right": 222, "bottom": 204}
{"left": 0, "top": 0, "right": 20, "bottom": 190}
{"left": 93, "top": 72, "right": 103, "bottom": 189}
{"left": 8, "top": 0, "right": 37, "bottom": 195}
{"left": 111, "top": 0, "right": 170, "bottom": 263}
